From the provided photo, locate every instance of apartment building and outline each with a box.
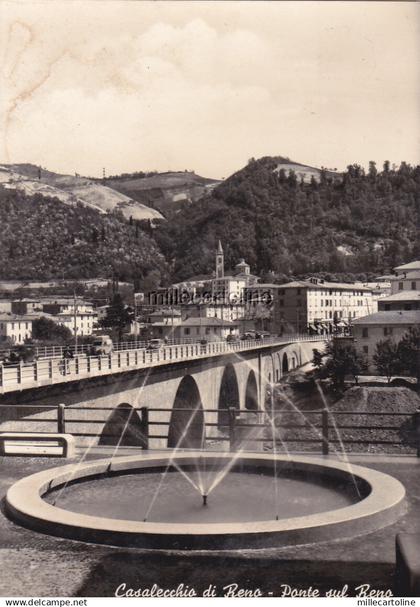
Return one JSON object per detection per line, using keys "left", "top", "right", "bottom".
{"left": 272, "top": 278, "right": 373, "bottom": 334}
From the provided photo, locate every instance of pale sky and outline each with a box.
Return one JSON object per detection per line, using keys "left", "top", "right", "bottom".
{"left": 1, "top": 1, "right": 419, "bottom": 179}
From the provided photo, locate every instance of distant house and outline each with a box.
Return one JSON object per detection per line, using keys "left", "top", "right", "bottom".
{"left": 0, "top": 300, "right": 12, "bottom": 314}
{"left": 38, "top": 298, "right": 97, "bottom": 337}
{"left": 145, "top": 317, "right": 239, "bottom": 341}
{"left": 49, "top": 312, "right": 98, "bottom": 337}
{"left": 11, "top": 299, "right": 42, "bottom": 315}
{"left": 41, "top": 298, "right": 94, "bottom": 315}
{"left": 148, "top": 309, "right": 182, "bottom": 325}
{"left": 352, "top": 310, "right": 420, "bottom": 370}
{"left": 350, "top": 260, "right": 420, "bottom": 371}
{"left": 0, "top": 315, "right": 34, "bottom": 344}
{"left": 378, "top": 291, "right": 420, "bottom": 312}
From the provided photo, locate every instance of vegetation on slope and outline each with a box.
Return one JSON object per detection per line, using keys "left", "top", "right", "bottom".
{"left": 0, "top": 186, "right": 168, "bottom": 287}
{"left": 152, "top": 157, "right": 420, "bottom": 282}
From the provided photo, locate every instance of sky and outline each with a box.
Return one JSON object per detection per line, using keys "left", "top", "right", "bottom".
{"left": 0, "top": 1, "right": 419, "bottom": 179}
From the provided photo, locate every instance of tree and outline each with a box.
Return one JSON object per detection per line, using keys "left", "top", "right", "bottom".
{"left": 368, "top": 161, "right": 377, "bottom": 180}
{"left": 315, "top": 340, "right": 367, "bottom": 389}
{"left": 100, "top": 293, "right": 133, "bottom": 341}
{"left": 32, "top": 317, "right": 72, "bottom": 343}
{"left": 397, "top": 327, "right": 420, "bottom": 384}
{"left": 373, "top": 339, "right": 401, "bottom": 382}
{"left": 312, "top": 348, "right": 324, "bottom": 370}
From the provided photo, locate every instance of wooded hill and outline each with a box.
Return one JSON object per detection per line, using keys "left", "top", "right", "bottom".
{"left": 0, "top": 186, "right": 169, "bottom": 288}
{"left": 1, "top": 156, "right": 419, "bottom": 289}
{"left": 152, "top": 156, "right": 420, "bottom": 282}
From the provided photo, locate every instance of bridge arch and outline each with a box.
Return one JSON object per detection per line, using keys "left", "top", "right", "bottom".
{"left": 99, "top": 403, "right": 146, "bottom": 447}
{"left": 218, "top": 363, "right": 240, "bottom": 429}
{"left": 290, "top": 349, "right": 300, "bottom": 370}
{"left": 244, "top": 370, "right": 259, "bottom": 412}
{"left": 167, "top": 375, "right": 205, "bottom": 449}
{"left": 282, "top": 352, "right": 289, "bottom": 373}
{"left": 264, "top": 355, "right": 275, "bottom": 384}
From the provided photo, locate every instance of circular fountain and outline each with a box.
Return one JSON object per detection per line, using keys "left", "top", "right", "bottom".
{"left": 6, "top": 452, "right": 405, "bottom": 550}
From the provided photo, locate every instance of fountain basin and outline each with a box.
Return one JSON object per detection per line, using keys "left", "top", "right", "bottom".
{"left": 5, "top": 453, "right": 406, "bottom": 550}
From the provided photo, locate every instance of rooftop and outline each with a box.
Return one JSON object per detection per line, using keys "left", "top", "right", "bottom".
{"left": 172, "top": 275, "right": 212, "bottom": 286}
{"left": 150, "top": 309, "right": 182, "bottom": 317}
{"left": 179, "top": 317, "right": 238, "bottom": 326}
{"left": 278, "top": 280, "right": 371, "bottom": 292}
{"left": 246, "top": 283, "right": 281, "bottom": 289}
{"left": 393, "top": 270, "right": 420, "bottom": 281}
{"left": 380, "top": 291, "right": 420, "bottom": 302}
{"left": 353, "top": 311, "right": 420, "bottom": 325}
{"left": 0, "top": 314, "right": 37, "bottom": 322}
{"left": 41, "top": 299, "right": 94, "bottom": 306}
{"left": 394, "top": 261, "right": 420, "bottom": 272}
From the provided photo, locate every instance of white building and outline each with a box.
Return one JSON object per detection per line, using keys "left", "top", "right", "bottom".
{"left": 52, "top": 312, "right": 98, "bottom": 337}
{"left": 146, "top": 317, "right": 239, "bottom": 341}
{"left": 352, "top": 310, "right": 420, "bottom": 370}
{"left": 41, "top": 298, "right": 95, "bottom": 315}
{"left": 0, "top": 315, "right": 33, "bottom": 344}
{"left": 350, "top": 260, "right": 420, "bottom": 371}
{"left": 273, "top": 278, "right": 374, "bottom": 334}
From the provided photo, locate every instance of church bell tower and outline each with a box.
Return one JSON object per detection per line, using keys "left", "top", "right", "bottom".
{"left": 215, "top": 240, "right": 224, "bottom": 279}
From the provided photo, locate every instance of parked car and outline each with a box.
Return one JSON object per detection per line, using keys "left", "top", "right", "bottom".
{"left": 146, "top": 338, "right": 164, "bottom": 351}
{"left": 91, "top": 335, "right": 113, "bottom": 355}
{"left": 256, "top": 331, "right": 271, "bottom": 339}
{"left": 226, "top": 333, "right": 240, "bottom": 343}
{"left": 241, "top": 331, "right": 258, "bottom": 340}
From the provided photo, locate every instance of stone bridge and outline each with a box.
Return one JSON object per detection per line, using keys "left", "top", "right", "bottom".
{"left": 0, "top": 337, "right": 326, "bottom": 449}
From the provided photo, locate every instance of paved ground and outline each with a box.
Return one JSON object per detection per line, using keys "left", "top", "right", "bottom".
{"left": 0, "top": 450, "right": 419, "bottom": 597}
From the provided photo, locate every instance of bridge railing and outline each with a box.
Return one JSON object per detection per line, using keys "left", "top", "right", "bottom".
{"left": 0, "top": 334, "right": 324, "bottom": 392}
{"left": 0, "top": 404, "right": 417, "bottom": 456}
{"left": 33, "top": 338, "right": 202, "bottom": 359}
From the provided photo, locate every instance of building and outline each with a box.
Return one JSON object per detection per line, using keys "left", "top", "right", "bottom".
{"left": 352, "top": 310, "right": 420, "bottom": 370}
{"left": 148, "top": 309, "right": 182, "bottom": 325}
{"left": 11, "top": 299, "right": 42, "bottom": 315}
{"left": 41, "top": 298, "right": 95, "bottom": 315}
{"left": 272, "top": 278, "right": 374, "bottom": 334}
{"left": 0, "top": 315, "right": 34, "bottom": 344}
{"left": 243, "top": 283, "right": 277, "bottom": 332}
{"left": 353, "top": 280, "right": 391, "bottom": 313}
{"left": 181, "top": 303, "right": 245, "bottom": 323}
{"left": 391, "top": 265, "right": 420, "bottom": 295}
{"left": 211, "top": 244, "right": 259, "bottom": 303}
{"left": 144, "top": 316, "right": 239, "bottom": 341}
{"left": 349, "top": 260, "right": 420, "bottom": 371}
{"left": 393, "top": 260, "right": 420, "bottom": 278}
{"left": 378, "top": 291, "right": 420, "bottom": 312}
{"left": 50, "top": 312, "right": 98, "bottom": 337}
{"left": 146, "top": 242, "right": 256, "bottom": 324}
{"left": 0, "top": 300, "right": 12, "bottom": 314}
{"left": 33, "top": 298, "right": 98, "bottom": 337}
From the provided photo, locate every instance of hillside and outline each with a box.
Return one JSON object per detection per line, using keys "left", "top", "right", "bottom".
{"left": 272, "top": 157, "right": 339, "bottom": 183}
{"left": 103, "top": 170, "right": 220, "bottom": 216}
{"left": 0, "top": 185, "right": 168, "bottom": 285}
{"left": 0, "top": 164, "right": 163, "bottom": 222}
{"left": 152, "top": 156, "right": 420, "bottom": 281}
